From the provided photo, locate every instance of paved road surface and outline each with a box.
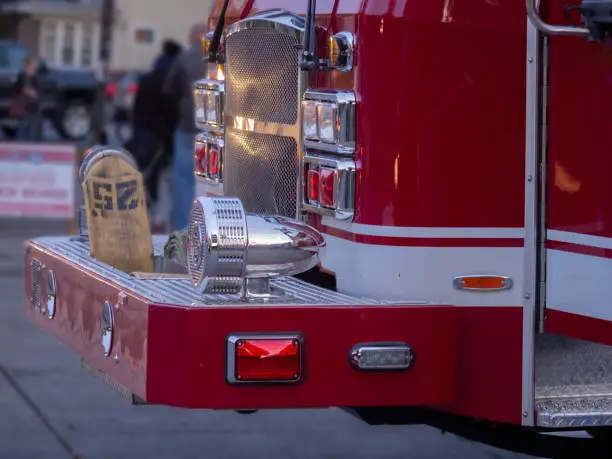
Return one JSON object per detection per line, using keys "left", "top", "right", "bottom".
{"left": 0, "top": 220, "right": 541, "bottom": 459}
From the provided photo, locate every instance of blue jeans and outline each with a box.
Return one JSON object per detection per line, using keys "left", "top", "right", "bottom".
{"left": 17, "top": 112, "right": 42, "bottom": 141}
{"left": 171, "top": 131, "right": 195, "bottom": 231}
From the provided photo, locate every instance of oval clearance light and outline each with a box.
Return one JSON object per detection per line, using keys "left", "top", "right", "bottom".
{"left": 453, "top": 275, "right": 513, "bottom": 291}
{"left": 350, "top": 343, "right": 415, "bottom": 372}
{"left": 226, "top": 335, "right": 303, "bottom": 384}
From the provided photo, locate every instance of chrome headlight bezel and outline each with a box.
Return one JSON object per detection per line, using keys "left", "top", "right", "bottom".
{"left": 302, "top": 154, "right": 356, "bottom": 222}
{"left": 194, "top": 79, "right": 225, "bottom": 130}
{"left": 301, "top": 90, "right": 355, "bottom": 155}
{"left": 328, "top": 31, "right": 354, "bottom": 72}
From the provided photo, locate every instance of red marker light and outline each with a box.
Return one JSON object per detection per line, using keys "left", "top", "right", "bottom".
{"left": 207, "top": 145, "right": 220, "bottom": 177}
{"left": 194, "top": 141, "right": 206, "bottom": 176}
{"left": 307, "top": 168, "right": 319, "bottom": 203}
{"left": 230, "top": 337, "right": 302, "bottom": 383}
{"left": 319, "top": 167, "right": 335, "bottom": 207}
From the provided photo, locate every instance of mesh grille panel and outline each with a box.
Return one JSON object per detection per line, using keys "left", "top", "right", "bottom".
{"left": 30, "top": 258, "right": 42, "bottom": 312}
{"left": 225, "top": 28, "right": 299, "bottom": 125}
{"left": 224, "top": 129, "right": 298, "bottom": 217}
{"left": 188, "top": 202, "right": 205, "bottom": 287}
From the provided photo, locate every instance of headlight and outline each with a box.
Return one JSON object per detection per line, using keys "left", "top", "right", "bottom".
{"left": 187, "top": 196, "right": 326, "bottom": 299}
{"left": 302, "top": 102, "right": 318, "bottom": 139}
{"left": 194, "top": 79, "right": 224, "bottom": 129}
{"left": 301, "top": 90, "right": 355, "bottom": 155}
{"left": 317, "top": 103, "right": 337, "bottom": 143}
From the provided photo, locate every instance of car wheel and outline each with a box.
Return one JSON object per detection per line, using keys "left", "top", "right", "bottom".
{"left": 57, "top": 101, "right": 93, "bottom": 141}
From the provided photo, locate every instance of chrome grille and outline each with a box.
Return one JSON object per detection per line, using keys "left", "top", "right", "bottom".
{"left": 30, "top": 258, "right": 42, "bottom": 312}
{"left": 187, "top": 201, "right": 205, "bottom": 287}
{"left": 225, "top": 130, "right": 298, "bottom": 217}
{"left": 225, "top": 28, "right": 299, "bottom": 124}
{"left": 223, "top": 16, "right": 302, "bottom": 219}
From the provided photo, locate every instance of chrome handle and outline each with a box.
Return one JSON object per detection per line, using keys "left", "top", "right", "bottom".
{"left": 526, "top": 0, "right": 589, "bottom": 36}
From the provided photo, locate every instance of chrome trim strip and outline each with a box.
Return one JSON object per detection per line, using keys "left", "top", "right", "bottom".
{"left": 226, "top": 333, "right": 304, "bottom": 385}
{"left": 225, "top": 10, "right": 305, "bottom": 40}
{"left": 225, "top": 115, "right": 299, "bottom": 137}
{"left": 522, "top": 6, "right": 540, "bottom": 427}
{"left": 525, "top": 0, "right": 588, "bottom": 36}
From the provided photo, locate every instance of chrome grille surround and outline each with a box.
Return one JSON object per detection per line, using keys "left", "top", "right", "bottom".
{"left": 223, "top": 11, "right": 305, "bottom": 219}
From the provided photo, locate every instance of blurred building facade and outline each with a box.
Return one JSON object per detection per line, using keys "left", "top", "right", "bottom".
{"left": 0, "top": 0, "right": 213, "bottom": 72}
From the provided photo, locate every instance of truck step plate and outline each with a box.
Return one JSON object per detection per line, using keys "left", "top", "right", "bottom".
{"left": 24, "top": 236, "right": 457, "bottom": 410}
{"left": 536, "top": 334, "right": 612, "bottom": 427}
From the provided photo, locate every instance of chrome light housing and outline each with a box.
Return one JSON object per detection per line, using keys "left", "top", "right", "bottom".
{"left": 328, "top": 32, "right": 354, "bottom": 72}
{"left": 187, "top": 196, "right": 326, "bottom": 301}
{"left": 194, "top": 79, "right": 224, "bottom": 129}
{"left": 301, "top": 90, "right": 355, "bottom": 155}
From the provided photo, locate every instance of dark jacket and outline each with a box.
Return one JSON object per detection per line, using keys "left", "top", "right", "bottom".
{"left": 13, "top": 72, "right": 40, "bottom": 113}
{"left": 162, "top": 44, "right": 205, "bottom": 134}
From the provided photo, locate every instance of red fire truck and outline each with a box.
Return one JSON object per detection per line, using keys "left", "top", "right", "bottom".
{"left": 23, "top": 0, "right": 612, "bottom": 456}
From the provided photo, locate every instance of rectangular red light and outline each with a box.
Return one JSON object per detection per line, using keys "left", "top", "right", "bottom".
{"left": 319, "top": 167, "right": 335, "bottom": 207}
{"left": 228, "top": 336, "right": 302, "bottom": 384}
{"left": 307, "top": 168, "right": 319, "bottom": 203}
{"left": 207, "top": 145, "right": 220, "bottom": 177}
{"left": 194, "top": 141, "right": 206, "bottom": 176}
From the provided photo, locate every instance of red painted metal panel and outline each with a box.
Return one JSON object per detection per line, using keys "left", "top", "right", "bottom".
{"left": 434, "top": 307, "right": 524, "bottom": 426}
{"left": 24, "top": 243, "right": 523, "bottom": 424}
{"left": 547, "top": 309, "right": 612, "bottom": 348}
{"left": 209, "top": 0, "right": 526, "bottom": 229}
{"left": 25, "top": 245, "right": 148, "bottom": 397}
{"left": 545, "top": 2, "right": 612, "bottom": 238}
{"left": 146, "top": 303, "right": 457, "bottom": 409}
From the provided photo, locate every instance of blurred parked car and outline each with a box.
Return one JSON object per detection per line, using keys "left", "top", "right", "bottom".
{"left": 111, "top": 70, "right": 143, "bottom": 143}
{"left": 0, "top": 40, "right": 101, "bottom": 141}
{"left": 105, "top": 70, "right": 127, "bottom": 101}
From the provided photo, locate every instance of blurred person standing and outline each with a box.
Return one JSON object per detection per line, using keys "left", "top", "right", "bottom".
{"left": 13, "top": 56, "right": 42, "bottom": 141}
{"left": 127, "top": 39, "right": 183, "bottom": 207}
{"left": 163, "top": 23, "right": 207, "bottom": 231}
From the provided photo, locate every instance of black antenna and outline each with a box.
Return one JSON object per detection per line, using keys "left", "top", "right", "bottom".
{"left": 300, "top": 0, "right": 328, "bottom": 71}
{"left": 208, "top": 0, "right": 230, "bottom": 63}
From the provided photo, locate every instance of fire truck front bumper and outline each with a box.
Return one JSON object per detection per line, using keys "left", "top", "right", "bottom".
{"left": 24, "top": 236, "right": 457, "bottom": 410}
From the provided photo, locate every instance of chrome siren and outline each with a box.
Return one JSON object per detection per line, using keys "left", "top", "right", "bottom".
{"left": 187, "top": 196, "right": 326, "bottom": 301}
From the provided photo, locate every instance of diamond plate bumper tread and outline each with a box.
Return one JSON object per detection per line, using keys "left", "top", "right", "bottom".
{"left": 29, "top": 236, "right": 382, "bottom": 307}
{"left": 535, "top": 333, "right": 612, "bottom": 427}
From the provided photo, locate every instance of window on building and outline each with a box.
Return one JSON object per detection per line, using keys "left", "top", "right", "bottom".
{"left": 134, "top": 28, "right": 155, "bottom": 44}
{"left": 62, "top": 23, "right": 75, "bottom": 66}
{"left": 81, "top": 23, "right": 93, "bottom": 67}
{"left": 41, "top": 21, "right": 57, "bottom": 65}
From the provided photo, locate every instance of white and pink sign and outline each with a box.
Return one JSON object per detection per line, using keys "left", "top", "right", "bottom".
{"left": 0, "top": 142, "right": 76, "bottom": 219}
